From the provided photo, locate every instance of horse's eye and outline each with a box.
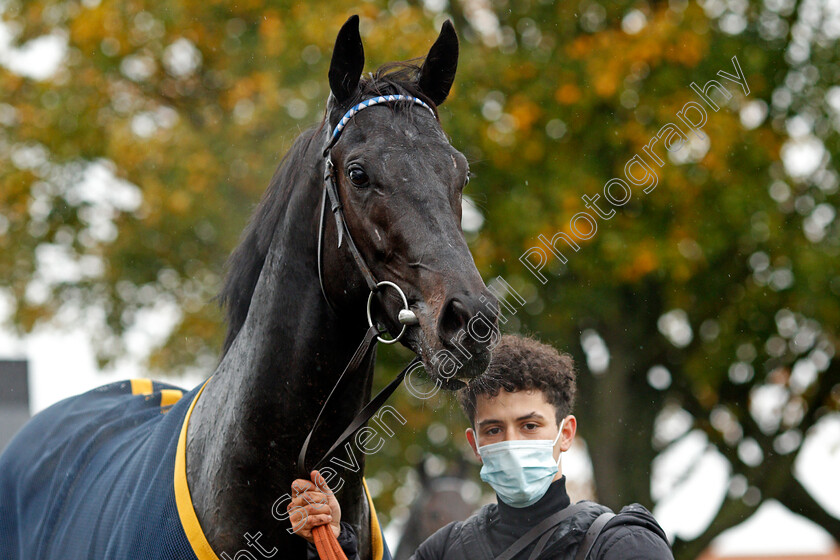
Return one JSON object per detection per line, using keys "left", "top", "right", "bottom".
{"left": 347, "top": 166, "right": 369, "bottom": 187}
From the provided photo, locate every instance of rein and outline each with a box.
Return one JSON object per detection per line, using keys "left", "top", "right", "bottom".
{"left": 301, "top": 95, "right": 437, "bottom": 559}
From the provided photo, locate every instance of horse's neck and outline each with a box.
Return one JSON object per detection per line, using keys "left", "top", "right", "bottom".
{"left": 186, "top": 162, "right": 374, "bottom": 551}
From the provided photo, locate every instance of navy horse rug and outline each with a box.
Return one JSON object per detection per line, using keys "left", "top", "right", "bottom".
{"left": 0, "top": 378, "right": 387, "bottom": 559}
{"left": 0, "top": 379, "right": 207, "bottom": 559}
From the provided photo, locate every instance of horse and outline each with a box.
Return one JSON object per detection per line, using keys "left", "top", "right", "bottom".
{"left": 0, "top": 15, "right": 500, "bottom": 560}
{"left": 393, "top": 457, "right": 481, "bottom": 560}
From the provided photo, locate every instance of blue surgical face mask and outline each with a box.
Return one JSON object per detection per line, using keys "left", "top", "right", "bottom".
{"left": 476, "top": 418, "right": 566, "bottom": 508}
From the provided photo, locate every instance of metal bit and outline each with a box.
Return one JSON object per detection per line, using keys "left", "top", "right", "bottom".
{"left": 398, "top": 309, "right": 419, "bottom": 325}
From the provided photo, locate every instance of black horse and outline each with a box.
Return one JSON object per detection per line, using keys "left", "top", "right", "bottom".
{"left": 0, "top": 15, "right": 498, "bottom": 560}
{"left": 394, "top": 457, "right": 481, "bottom": 560}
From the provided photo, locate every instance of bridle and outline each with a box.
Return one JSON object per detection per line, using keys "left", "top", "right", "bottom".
{"left": 316, "top": 93, "right": 436, "bottom": 342}
{"left": 299, "top": 94, "right": 439, "bottom": 477}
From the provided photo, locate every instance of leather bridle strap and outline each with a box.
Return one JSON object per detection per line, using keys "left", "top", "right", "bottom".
{"left": 317, "top": 160, "right": 377, "bottom": 313}
{"left": 317, "top": 154, "right": 379, "bottom": 314}
{"left": 297, "top": 324, "right": 421, "bottom": 477}
{"left": 322, "top": 156, "right": 378, "bottom": 292}
{"left": 298, "top": 325, "right": 378, "bottom": 477}
{"left": 317, "top": 94, "right": 436, "bottom": 312}
{"left": 312, "top": 355, "right": 421, "bottom": 471}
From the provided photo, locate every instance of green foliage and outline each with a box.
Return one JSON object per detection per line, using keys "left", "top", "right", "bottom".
{"left": 2, "top": 0, "right": 839, "bottom": 555}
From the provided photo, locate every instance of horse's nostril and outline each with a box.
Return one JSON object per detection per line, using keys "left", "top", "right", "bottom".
{"left": 440, "top": 297, "right": 471, "bottom": 336}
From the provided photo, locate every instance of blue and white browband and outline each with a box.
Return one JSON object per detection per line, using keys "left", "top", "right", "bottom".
{"left": 330, "top": 94, "right": 436, "bottom": 142}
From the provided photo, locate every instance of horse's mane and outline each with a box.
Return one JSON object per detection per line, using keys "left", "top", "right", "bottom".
{"left": 218, "top": 60, "right": 437, "bottom": 356}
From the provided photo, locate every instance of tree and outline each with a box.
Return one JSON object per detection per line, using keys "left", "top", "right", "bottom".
{"left": 434, "top": 0, "right": 840, "bottom": 556}
{"left": 1, "top": 0, "right": 838, "bottom": 557}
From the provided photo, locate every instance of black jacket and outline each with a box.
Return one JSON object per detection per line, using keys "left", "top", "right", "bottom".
{"left": 408, "top": 477, "right": 672, "bottom": 560}
{"left": 309, "top": 477, "right": 671, "bottom": 560}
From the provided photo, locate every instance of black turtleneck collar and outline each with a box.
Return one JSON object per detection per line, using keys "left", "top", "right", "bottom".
{"left": 495, "top": 476, "right": 572, "bottom": 528}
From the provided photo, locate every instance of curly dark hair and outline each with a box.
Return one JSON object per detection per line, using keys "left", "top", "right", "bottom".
{"left": 457, "top": 334, "right": 577, "bottom": 427}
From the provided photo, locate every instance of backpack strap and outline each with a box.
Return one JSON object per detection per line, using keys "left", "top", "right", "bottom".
{"left": 527, "top": 529, "right": 554, "bottom": 560}
{"left": 494, "top": 502, "right": 590, "bottom": 560}
{"left": 574, "top": 512, "right": 616, "bottom": 560}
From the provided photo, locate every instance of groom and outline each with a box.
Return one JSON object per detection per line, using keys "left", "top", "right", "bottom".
{"left": 288, "top": 334, "right": 672, "bottom": 559}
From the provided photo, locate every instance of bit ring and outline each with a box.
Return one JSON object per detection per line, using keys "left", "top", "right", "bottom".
{"left": 366, "top": 281, "right": 411, "bottom": 344}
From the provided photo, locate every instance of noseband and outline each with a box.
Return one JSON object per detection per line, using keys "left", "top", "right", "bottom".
{"left": 299, "top": 95, "right": 437, "bottom": 477}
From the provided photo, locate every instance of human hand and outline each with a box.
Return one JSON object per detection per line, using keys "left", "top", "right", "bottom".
{"left": 287, "top": 470, "right": 341, "bottom": 543}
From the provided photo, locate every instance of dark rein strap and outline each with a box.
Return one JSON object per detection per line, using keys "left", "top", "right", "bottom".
{"left": 297, "top": 324, "right": 420, "bottom": 476}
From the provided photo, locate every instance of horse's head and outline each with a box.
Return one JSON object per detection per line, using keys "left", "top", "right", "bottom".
{"left": 319, "top": 16, "right": 499, "bottom": 384}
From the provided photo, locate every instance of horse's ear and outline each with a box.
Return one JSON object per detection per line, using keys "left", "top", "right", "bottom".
{"left": 418, "top": 19, "right": 459, "bottom": 106}
{"left": 329, "top": 15, "right": 365, "bottom": 104}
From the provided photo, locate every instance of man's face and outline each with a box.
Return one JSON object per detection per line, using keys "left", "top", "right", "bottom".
{"left": 465, "top": 389, "right": 576, "bottom": 467}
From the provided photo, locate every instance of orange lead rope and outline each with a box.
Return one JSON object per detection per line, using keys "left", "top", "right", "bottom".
{"left": 313, "top": 524, "right": 348, "bottom": 560}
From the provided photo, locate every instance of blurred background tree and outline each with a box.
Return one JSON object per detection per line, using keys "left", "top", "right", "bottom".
{"left": 1, "top": 0, "right": 838, "bottom": 557}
